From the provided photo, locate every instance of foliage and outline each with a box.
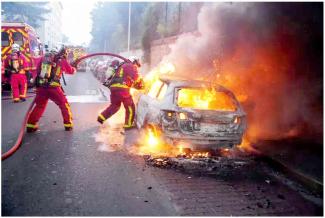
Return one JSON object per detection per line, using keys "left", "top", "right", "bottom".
{"left": 2, "top": 2, "right": 51, "bottom": 28}
{"left": 88, "top": 2, "right": 200, "bottom": 64}
{"left": 89, "top": 2, "right": 148, "bottom": 53}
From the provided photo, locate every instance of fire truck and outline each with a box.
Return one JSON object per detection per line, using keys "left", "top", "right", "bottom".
{"left": 66, "top": 46, "right": 87, "bottom": 72}
{"left": 1, "top": 22, "right": 44, "bottom": 88}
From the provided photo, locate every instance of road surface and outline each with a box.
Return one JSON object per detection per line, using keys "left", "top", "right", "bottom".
{"left": 2, "top": 70, "right": 322, "bottom": 216}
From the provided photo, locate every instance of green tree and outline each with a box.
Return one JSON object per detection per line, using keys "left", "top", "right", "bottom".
{"left": 89, "top": 2, "right": 148, "bottom": 53}
{"left": 2, "top": 2, "right": 51, "bottom": 28}
{"left": 141, "top": 3, "right": 162, "bottom": 63}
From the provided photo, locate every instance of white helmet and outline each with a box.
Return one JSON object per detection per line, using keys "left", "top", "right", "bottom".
{"left": 128, "top": 56, "right": 141, "bottom": 67}
{"left": 11, "top": 43, "right": 20, "bottom": 52}
{"left": 33, "top": 48, "right": 40, "bottom": 57}
{"left": 50, "top": 46, "right": 59, "bottom": 54}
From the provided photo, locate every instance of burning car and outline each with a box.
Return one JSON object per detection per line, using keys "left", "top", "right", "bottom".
{"left": 136, "top": 76, "right": 247, "bottom": 151}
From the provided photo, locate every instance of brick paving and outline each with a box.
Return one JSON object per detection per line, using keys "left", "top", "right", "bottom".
{"left": 146, "top": 162, "right": 322, "bottom": 216}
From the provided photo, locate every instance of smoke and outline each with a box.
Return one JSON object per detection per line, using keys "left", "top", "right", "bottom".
{"left": 161, "top": 2, "right": 323, "bottom": 144}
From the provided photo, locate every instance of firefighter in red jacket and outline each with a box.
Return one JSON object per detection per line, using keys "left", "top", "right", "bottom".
{"left": 4, "top": 43, "right": 29, "bottom": 102}
{"left": 97, "top": 56, "right": 145, "bottom": 129}
{"left": 26, "top": 46, "right": 77, "bottom": 132}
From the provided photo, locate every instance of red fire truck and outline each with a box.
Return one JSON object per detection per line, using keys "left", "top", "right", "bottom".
{"left": 1, "top": 22, "right": 44, "bottom": 88}
{"left": 67, "top": 46, "right": 87, "bottom": 72}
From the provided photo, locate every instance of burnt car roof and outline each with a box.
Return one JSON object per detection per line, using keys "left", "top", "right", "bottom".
{"left": 159, "top": 75, "right": 232, "bottom": 93}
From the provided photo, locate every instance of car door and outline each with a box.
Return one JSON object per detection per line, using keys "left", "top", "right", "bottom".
{"left": 136, "top": 80, "right": 166, "bottom": 128}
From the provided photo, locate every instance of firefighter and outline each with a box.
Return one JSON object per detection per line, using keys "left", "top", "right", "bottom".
{"left": 97, "top": 56, "right": 145, "bottom": 129}
{"left": 29, "top": 48, "right": 42, "bottom": 85}
{"left": 4, "top": 43, "right": 29, "bottom": 102}
{"left": 26, "top": 46, "right": 77, "bottom": 133}
{"left": 103, "top": 59, "right": 120, "bottom": 87}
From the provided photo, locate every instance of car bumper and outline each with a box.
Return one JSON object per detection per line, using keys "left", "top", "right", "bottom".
{"left": 163, "top": 131, "right": 243, "bottom": 149}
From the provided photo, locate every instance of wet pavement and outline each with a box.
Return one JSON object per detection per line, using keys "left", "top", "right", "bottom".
{"left": 1, "top": 70, "right": 323, "bottom": 216}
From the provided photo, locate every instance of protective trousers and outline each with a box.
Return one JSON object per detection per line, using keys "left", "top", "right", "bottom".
{"left": 11, "top": 74, "right": 27, "bottom": 101}
{"left": 27, "top": 87, "right": 73, "bottom": 129}
{"left": 99, "top": 89, "right": 135, "bottom": 129}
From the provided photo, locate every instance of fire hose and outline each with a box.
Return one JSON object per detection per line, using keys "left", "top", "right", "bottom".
{"left": 71, "top": 52, "right": 130, "bottom": 67}
{"left": 2, "top": 98, "right": 36, "bottom": 160}
{"left": 2, "top": 52, "right": 129, "bottom": 161}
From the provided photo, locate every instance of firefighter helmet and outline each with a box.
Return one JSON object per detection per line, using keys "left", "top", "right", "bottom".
{"left": 50, "top": 46, "right": 59, "bottom": 54}
{"left": 11, "top": 43, "right": 20, "bottom": 52}
{"left": 11, "top": 53, "right": 19, "bottom": 60}
{"left": 33, "top": 48, "right": 40, "bottom": 57}
{"left": 110, "top": 60, "right": 120, "bottom": 69}
{"left": 58, "top": 46, "right": 68, "bottom": 58}
{"left": 128, "top": 56, "right": 141, "bottom": 67}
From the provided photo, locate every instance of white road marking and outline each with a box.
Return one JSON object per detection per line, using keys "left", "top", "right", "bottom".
{"left": 66, "top": 95, "right": 108, "bottom": 103}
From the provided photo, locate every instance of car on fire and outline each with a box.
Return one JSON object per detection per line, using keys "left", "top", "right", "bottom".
{"left": 136, "top": 76, "right": 247, "bottom": 151}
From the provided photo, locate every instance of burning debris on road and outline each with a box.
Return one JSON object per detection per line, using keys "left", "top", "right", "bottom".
{"left": 143, "top": 148, "right": 257, "bottom": 177}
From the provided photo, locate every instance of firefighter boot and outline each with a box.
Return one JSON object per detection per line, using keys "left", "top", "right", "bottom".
{"left": 26, "top": 127, "right": 38, "bottom": 133}
{"left": 13, "top": 99, "right": 20, "bottom": 103}
{"left": 97, "top": 117, "right": 104, "bottom": 124}
{"left": 97, "top": 114, "right": 106, "bottom": 124}
{"left": 65, "top": 127, "right": 73, "bottom": 131}
{"left": 20, "top": 97, "right": 26, "bottom": 102}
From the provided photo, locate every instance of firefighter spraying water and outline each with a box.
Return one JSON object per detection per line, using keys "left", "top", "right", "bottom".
{"left": 26, "top": 45, "right": 77, "bottom": 132}
{"left": 2, "top": 52, "right": 132, "bottom": 160}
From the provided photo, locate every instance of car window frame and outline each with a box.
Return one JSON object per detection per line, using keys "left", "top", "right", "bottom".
{"left": 156, "top": 81, "right": 168, "bottom": 100}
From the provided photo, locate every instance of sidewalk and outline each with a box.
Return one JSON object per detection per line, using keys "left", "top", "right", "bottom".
{"left": 253, "top": 138, "right": 323, "bottom": 185}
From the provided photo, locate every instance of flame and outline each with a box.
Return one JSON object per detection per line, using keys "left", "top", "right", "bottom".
{"left": 238, "top": 136, "right": 249, "bottom": 150}
{"left": 145, "top": 62, "right": 175, "bottom": 81}
{"left": 130, "top": 127, "right": 194, "bottom": 158}
{"left": 133, "top": 127, "right": 172, "bottom": 156}
{"left": 147, "top": 129, "right": 159, "bottom": 147}
{"left": 188, "top": 151, "right": 210, "bottom": 158}
{"left": 144, "top": 62, "right": 175, "bottom": 90}
{"left": 177, "top": 88, "right": 237, "bottom": 111}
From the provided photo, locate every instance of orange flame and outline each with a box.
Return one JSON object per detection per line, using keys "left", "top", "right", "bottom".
{"left": 177, "top": 88, "right": 237, "bottom": 111}
{"left": 144, "top": 62, "right": 175, "bottom": 90}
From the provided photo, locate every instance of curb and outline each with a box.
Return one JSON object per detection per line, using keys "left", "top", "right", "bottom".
{"left": 259, "top": 155, "right": 323, "bottom": 194}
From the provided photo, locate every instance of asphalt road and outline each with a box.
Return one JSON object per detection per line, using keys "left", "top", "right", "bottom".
{"left": 2, "top": 70, "right": 322, "bottom": 216}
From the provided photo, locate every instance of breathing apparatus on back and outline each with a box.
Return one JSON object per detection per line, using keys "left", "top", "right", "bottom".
{"left": 37, "top": 46, "right": 69, "bottom": 86}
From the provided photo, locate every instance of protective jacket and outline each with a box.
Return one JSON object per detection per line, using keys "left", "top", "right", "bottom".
{"left": 4, "top": 52, "right": 28, "bottom": 75}
{"left": 98, "top": 62, "right": 144, "bottom": 129}
{"left": 109, "top": 62, "right": 144, "bottom": 91}
{"left": 37, "top": 54, "right": 76, "bottom": 87}
{"left": 27, "top": 56, "right": 76, "bottom": 130}
{"left": 4, "top": 52, "right": 29, "bottom": 101}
